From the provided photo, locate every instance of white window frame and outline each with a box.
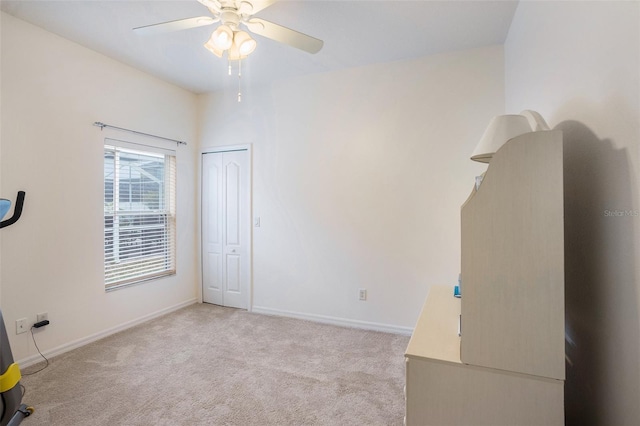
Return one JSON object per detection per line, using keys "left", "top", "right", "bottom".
{"left": 104, "top": 139, "right": 177, "bottom": 291}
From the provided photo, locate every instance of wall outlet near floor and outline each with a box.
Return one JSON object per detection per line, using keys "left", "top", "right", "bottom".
{"left": 358, "top": 288, "right": 367, "bottom": 301}
{"left": 37, "top": 312, "right": 48, "bottom": 323}
{"left": 16, "top": 318, "right": 28, "bottom": 334}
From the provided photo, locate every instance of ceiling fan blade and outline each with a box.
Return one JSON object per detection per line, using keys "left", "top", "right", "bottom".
{"left": 133, "top": 16, "right": 217, "bottom": 36}
{"left": 198, "top": 0, "right": 222, "bottom": 14}
{"left": 243, "top": 0, "right": 277, "bottom": 14}
{"left": 246, "top": 18, "right": 323, "bottom": 54}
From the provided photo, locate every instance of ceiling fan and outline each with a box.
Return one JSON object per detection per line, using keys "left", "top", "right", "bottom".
{"left": 133, "top": 0, "right": 324, "bottom": 60}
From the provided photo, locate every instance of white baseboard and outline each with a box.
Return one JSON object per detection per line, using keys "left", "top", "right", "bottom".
{"left": 251, "top": 306, "right": 413, "bottom": 336}
{"left": 17, "top": 298, "right": 197, "bottom": 368}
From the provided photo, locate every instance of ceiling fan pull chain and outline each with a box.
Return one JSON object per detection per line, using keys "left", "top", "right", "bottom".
{"left": 237, "top": 58, "right": 242, "bottom": 102}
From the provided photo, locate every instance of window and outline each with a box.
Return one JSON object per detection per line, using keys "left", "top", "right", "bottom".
{"left": 104, "top": 140, "right": 176, "bottom": 290}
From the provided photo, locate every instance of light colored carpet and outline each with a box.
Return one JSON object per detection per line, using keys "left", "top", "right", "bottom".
{"left": 19, "top": 303, "right": 409, "bottom": 425}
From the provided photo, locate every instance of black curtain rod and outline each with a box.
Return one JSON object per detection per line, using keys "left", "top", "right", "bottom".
{"left": 93, "top": 122, "right": 187, "bottom": 146}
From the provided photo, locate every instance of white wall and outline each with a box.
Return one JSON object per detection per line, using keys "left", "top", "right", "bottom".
{"left": 0, "top": 12, "right": 198, "bottom": 362}
{"left": 199, "top": 45, "right": 503, "bottom": 331}
{"left": 505, "top": 2, "right": 640, "bottom": 425}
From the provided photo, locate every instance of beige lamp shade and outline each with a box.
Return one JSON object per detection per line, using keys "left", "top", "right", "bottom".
{"left": 520, "top": 109, "right": 550, "bottom": 131}
{"left": 471, "top": 114, "right": 532, "bottom": 163}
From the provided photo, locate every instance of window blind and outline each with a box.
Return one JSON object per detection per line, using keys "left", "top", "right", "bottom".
{"left": 104, "top": 141, "right": 176, "bottom": 290}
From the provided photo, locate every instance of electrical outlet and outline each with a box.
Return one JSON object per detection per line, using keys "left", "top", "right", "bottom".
{"left": 37, "top": 312, "right": 48, "bottom": 323}
{"left": 358, "top": 288, "right": 367, "bottom": 301}
{"left": 16, "top": 318, "right": 28, "bottom": 334}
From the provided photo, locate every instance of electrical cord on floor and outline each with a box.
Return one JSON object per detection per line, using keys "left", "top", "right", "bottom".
{"left": 22, "top": 326, "right": 49, "bottom": 376}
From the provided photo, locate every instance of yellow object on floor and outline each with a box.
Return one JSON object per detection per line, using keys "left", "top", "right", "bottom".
{"left": 0, "top": 362, "right": 21, "bottom": 393}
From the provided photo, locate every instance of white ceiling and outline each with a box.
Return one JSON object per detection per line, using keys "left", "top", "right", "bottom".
{"left": 0, "top": 0, "right": 519, "bottom": 94}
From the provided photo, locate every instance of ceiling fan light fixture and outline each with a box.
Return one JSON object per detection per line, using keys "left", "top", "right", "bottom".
{"left": 203, "top": 38, "right": 224, "bottom": 57}
{"left": 227, "top": 42, "right": 249, "bottom": 61}
{"left": 210, "top": 24, "right": 234, "bottom": 50}
{"left": 233, "top": 31, "right": 257, "bottom": 56}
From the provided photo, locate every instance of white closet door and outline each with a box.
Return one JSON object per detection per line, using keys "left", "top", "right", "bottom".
{"left": 202, "top": 150, "right": 250, "bottom": 309}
